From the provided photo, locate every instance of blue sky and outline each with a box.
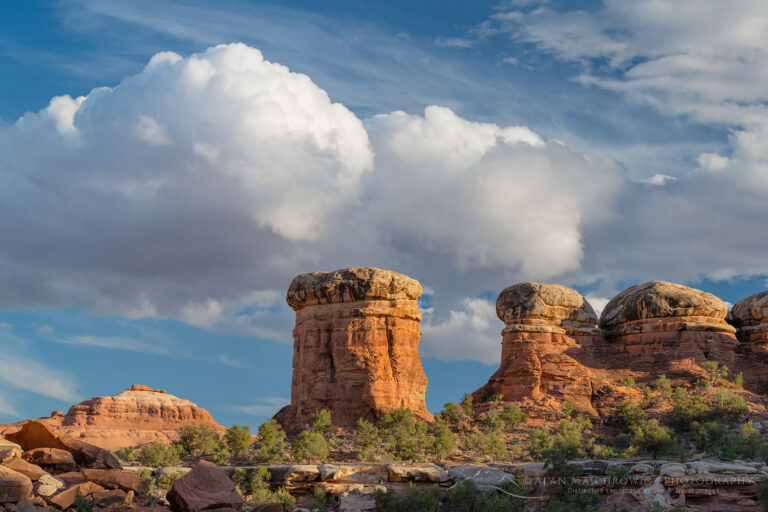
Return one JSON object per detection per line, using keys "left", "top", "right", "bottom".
{"left": 1, "top": 0, "right": 767, "bottom": 428}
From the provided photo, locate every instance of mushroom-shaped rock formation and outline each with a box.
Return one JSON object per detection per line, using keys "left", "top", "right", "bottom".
{"left": 473, "top": 282, "right": 604, "bottom": 416}
{"left": 731, "top": 290, "right": 768, "bottom": 347}
{"left": 276, "top": 267, "right": 432, "bottom": 429}
{"left": 598, "top": 281, "right": 737, "bottom": 372}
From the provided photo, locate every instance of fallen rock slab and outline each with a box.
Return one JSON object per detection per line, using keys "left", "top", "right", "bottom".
{"left": 386, "top": 463, "right": 449, "bottom": 483}
{"left": 166, "top": 460, "right": 243, "bottom": 512}
{"left": 55, "top": 472, "right": 84, "bottom": 486}
{"left": 339, "top": 494, "right": 376, "bottom": 512}
{"left": 0, "top": 466, "right": 33, "bottom": 503}
{"left": 21, "top": 448, "right": 74, "bottom": 473}
{"left": 81, "top": 468, "right": 148, "bottom": 493}
{"left": 47, "top": 482, "right": 104, "bottom": 510}
{"left": 447, "top": 466, "right": 515, "bottom": 491}
{"left": 1, "top": 459, "right": 47, "bottom": 481}
{"left": 0, "top": 440, "right": 22, "bottom": 462}
{"left": 91, "top": 488, "right": 127, "bottom": 507}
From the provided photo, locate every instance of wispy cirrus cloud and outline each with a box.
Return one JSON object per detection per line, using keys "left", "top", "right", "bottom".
{"left": 230, "top": 397, "right": 289, "bottom": 417}
{"left": 54, "top": 336, "right": 172, "bottom": 355}
{"left": 0, "top": 354, "right": 78, "bottom": 402}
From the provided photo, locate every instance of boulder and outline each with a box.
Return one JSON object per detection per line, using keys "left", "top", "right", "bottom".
{"left": 447, "top": 466, "right": 515, "bottom": 491}
{"left": 55, "top": 472, "right": 84, "bottom": 486}
{"left": 338, "top": 493, "right": 376, "bottom": 512}
{"left": 5, "top": 422, "right": 120, "bottom": 470}
{"left": 166, "top": 460, "right": 243, "bottom": 512}
{"left": 21, "top": 448, "right": 75, "bottom": 473}
{"left": 35, "top": 474, "right": 64, "bottom": 497}
{"left": 81, "top": 468, "right": 148, "bottom": 493}
{"left": 251, "top": 505, "right": 284, "bottom": 512}
{"left": 659, "top": 463, "right": 686, "bottom": 477}
{"left": 91, "top": 488, "right": 128, "bottom": 507}
{"left": 472, "top": 282, "right": 605, "bottom": 415}
{"left": 47, "top": 482, "right": 104, "bottom": 510}
{"left": 0, "top": 466, "right": 32, "bottom": 503}
{"left": 386, "top": 463, "right": 449, "bottom": 483}
{"left": 1, "top": 459, "right": 46, "bottom": 482}
{"left": 0, "top": 440, "right": 21, "bottom": 462}
{"left": 277, "top": 267, "right": 432, "bottom": 429}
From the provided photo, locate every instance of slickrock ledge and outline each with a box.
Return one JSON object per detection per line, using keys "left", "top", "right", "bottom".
{"left": 731, "top": 290, "right": 768, "bottom": 345}
{"left": 277, "top": 267, "right": 432, "bottom": 430}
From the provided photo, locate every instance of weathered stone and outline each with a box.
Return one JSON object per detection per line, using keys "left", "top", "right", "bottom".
{"left": 166, "top": 460, "right": 243, "bottom": 512}
{"left": 473, "top": 282, "right": 606, "bottom": 415}
{"left": 317, "top": 464, "right": 387, "bottom": 484}
{"left": 0, "top": 466, "right": 32, "bottom": 503}
{"left": 55, "top": 472, "right": 84, "bottom": 486}
{"left": 266, "top": 465, "right": 320, "bottom": 488}
{"left": 47, "top": 482, "right": 104, "bottom": 510}
{"left": 4, "top": 422, "right": 121, "bottom": 470}
{"left": 0, "top": 440, "right": 21, "bottom": 462}
{"left": 22, "top": 448, "right": 75, "bottom": 472}
{"left": 507, "top": 462, "right": 546, "bottom": 478}
{"left": 81, "top": 468, "right": 149, "bottom": 493}
{"left": 277, "top": 267, "right": 432, "bottom": 429}
{"left": 447, "top": 466, "right": 515, "bottom": 491}
{"left": 1, "top": 459, "right": 47, "bottom": 481}
{"left": 687, "top": 461, "right": 757, "bottom": 475}
{"left": 154, "top": 466, "right": 191, "bottom": 479}
{"left": 659, "top": 463, "right": 686, "bottom": 477}
{"left": 628, "top": 463, "right": 655, "bottom": 475}
{"left": 386, "top": 464, "right": 449, "bottom": 483}
{"left": 91, "top": 488, "right": 128, "bottom": 506}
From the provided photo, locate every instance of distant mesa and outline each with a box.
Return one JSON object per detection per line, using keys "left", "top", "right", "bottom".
{"left": 276, "top": 267, "right": 432, "bottom": 430}
{"left": 0, "top": 385, "right": 224, "bottom": 451}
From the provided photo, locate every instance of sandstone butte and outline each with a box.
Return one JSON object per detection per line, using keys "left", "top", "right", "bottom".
{"left": 473, "top": 279, "right": 768, "bottom": 419}
{"left": 275, "top": 267, "right": 433, "bottom": 430}
{"left": 0, "top": 385, "right": 224, "bottom": 451}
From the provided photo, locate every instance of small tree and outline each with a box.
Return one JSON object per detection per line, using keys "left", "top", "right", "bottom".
{"left": 430, "top": 418, "right": 456, "bottom": 460}
{"left": 353, "top": 418, "right": 382, "bottom": 461}
{"left": 500, "top": 404, "right": 528, "bottom": 429}
{"left": 224, "top": 424, "right": 252, "bottom": 456}
{"left": 380, "top": 408, "right": 427, "bottom": 461}
{"left": 460, "top": 394, "right": 475, "bottom": 419}
{"left": 256, "top": 419, "right": 288, "bottom": 464}
{"left": 654, "top": 375, "right": 673, "bottom": 399}
{"left": 734, "top": 372, "right": 745, "bottom": 389}
{"left": 178, "top": 425, "right": 221, "bottom": 455}
{"left": 701, "top": 360, "right": 729, "bottom": 386}
{"left": 292, "top": 431, "right": 329, "bottom": 462}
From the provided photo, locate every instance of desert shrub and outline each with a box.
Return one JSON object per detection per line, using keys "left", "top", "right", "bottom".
{"left": 224, "top": 424, "right": 252, "bottom": 456}
{"left": 256, "top": 419, "right": 288, "bottom": 464}
{"left": 654, "top": 375, "right": 673, "bottom": 399}
{"left": 156, "top": 473, "right": 181, "bottom": 490}
{"left": 500, "top": 404, "right": 528, "bottom": 428}
{"left": 353, "top": 418, "right": 382, "bottom": 461}
{"left": 670, "top": 387, "right": 709, "bottom": 428}
{"left": 178, "top": 425, "right": 221, "bottom": 455}
{"left": 135, "top": 442, "right": 183, "bottom": 467}
{"left": 292, "top": 431, "right": 329, "bottom": 462}
{"left": 72, "top": 491, "right": 98, "bottom": 512}
{"left": 701, "top": 360, "right": 729, "bottom": 386}
{"left": 616, "top": 401, "right": 647, "bottom": 430}
{"left": 562, "top": 401, "right": 576, "bottom": 418}
{"left": 444, "top": 480, "right": 526, "bottom": 512}
{"left": 272, "top": 486, "right": 296, "bottom": 510}
{"left": 461, "top": 430, "right": 507, "bottom": 463}
{"left": 430, "top": 418, "right": 456, "bottom": 460}
{"left": 436, "top": 401, "right": 474, "bottom": 433}
{"left": 620, "top": 376, "right": 635, "bottom": 388}
{"left": 460, "top": 394, "right": 476, "bottom": 419}
{"left": 480, "top": 385, "right": 497, "bottom": 403}
{"left": 691, "top": 420, "right": 768, "bottom": 460}
{"left": 553, "top": 417, "right": 593, "bottom": 459}
{"left": 310, "top": 408, "right": 339, "bottom": 450}
{"left": 249, "top": 466, "right": 273, "bottom": 504}
{"left": 231, "top": 467, "right": 247, "bottom": 494}
{"left": 541, "top": 451, "right": 602, "bottom": 512}
{"left": 114, "top": 447, "right": 135, "bottom": 462}
{"left": 735, "top": 372, "right": 745, "bottom": 389}
{"left": 312, "top": 487, "right": 330, "bottom": 512}
{"left": 212, "top": 441, "right": 231, "bottom": 465}
{"left": 629, "top": 419, "right": 680, "bottom": 458}
{"left": 711, "top": 389, "right": 748, "bottom": 422}
{"left": 754, "top": 476, "right": 768, "bottom": 511}
{"left": 380, "top": 408, "right": 427, "bottom": 461}
{"left": 527, "top": 428, "right": 553, "bottom": 459}
{"left": 483, "top": 409, "right": 505, "bottom": 433}
{"left": 373, "top": 485, "right": 441, "bottom": 512}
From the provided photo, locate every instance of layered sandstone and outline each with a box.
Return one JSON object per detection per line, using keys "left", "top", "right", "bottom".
{"left": 0, "top": 385, "right": 224, "bottom": 451}
{"left": 731, "top": 291, "right": 768, "bottom": 347}
{"left": 276, "top": 267, "right": 432, "bottom": 429}
{"left": 473, "top": 283, "right": 608, "bottom": 416}
{"left": 597, "top": 281, "right": 738, "bottom": 378}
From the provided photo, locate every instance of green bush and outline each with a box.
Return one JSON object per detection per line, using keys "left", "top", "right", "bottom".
{"left": 701, "top": 360, "right": 728, "bottom": 386}
{"left": 461, "top": 431, "right": 507, "bottom": 463}
{"left": 620, "top": 376, "right": 635, "bottom": 388}
{"left": 114, "top": 446, "right": 135, "bottom": 462}
{"left": 527, "top": 427, "right": 553, "bottom": 459}
{"left": 249, "top": 466, "right": 273, "bottom": 504}
{"left": 380, "top": 408, "right": 428, "bottom": 461}
{"left": 310, "top": 408, "right": 339, "bottom": 450}
{"left": 654, "top": 375, "right": 673, "bottom": 399}
{"left": 500, "top": 404, "right": 528, "bottom": 428}
{"left": 430, "top": 418, "right": 456, "bottom": 460}
{"left": 72, "top": 491, "right": 98, "bottom": 512}
{"left": 256, "top": 419, "right": 288, "bottom": 464}
{"left": 135, "top": 442, "right": 184, "bottom": 467}
{"left": 292, "top": 431, "right": 329, "bottom": 462}
{"left": 670, "top": 387, "right": 709, "bottom": 428}
{"left": 690, "top": 420, "right": 768, "bottom": 460}
{"left": 224, "top": 424, "right": 252, "bottom": 456}
{"left": 231, "top": 467, "right": 247, "bottom": 495}
{"left": 629, "top": 419, "right": 680, "bottom": 458}
{"left": 373, "top": 485, "right": 441, "bottom": 512}
{"left": 542, "top": 452, "right": 602, "bottom": 512}
{"left": 312, "top": 487, "right": 330, "bottom": 512}
{"left": 711, "top": 389, "right": 748, "bottom": 422}
{"left": 212, "top": 441, "right": 231, "bottom": 465}
{"left": 436, "top": 401, "right": 474, "bottom": 432}
{"left": 178, "top": 425, "right": 221, "bottom": 455}
{"left": 616, "top": 401, "right": 646, "bottom": 430}
{"left": 735, "top": 372, "right": 745, "bottom": 389}
{"left": 353, "top": 418, "right": 382, "bottom": 462}
{"left": 460, "top": 393, "right": 476, "bottom": 419}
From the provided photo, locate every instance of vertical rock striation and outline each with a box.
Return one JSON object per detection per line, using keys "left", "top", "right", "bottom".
{"left": 276, "top": 267, "right": 432, "bottom": 429}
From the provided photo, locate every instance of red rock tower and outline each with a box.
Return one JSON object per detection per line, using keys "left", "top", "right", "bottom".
{"left": 731, "top": 290, "right": 768, "bottom": 350}
{"left": 276, "top": 267, "right": 433, "bottom": 429}
{"left": 473, "top": 282, "right": 604, "bottom": 415}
